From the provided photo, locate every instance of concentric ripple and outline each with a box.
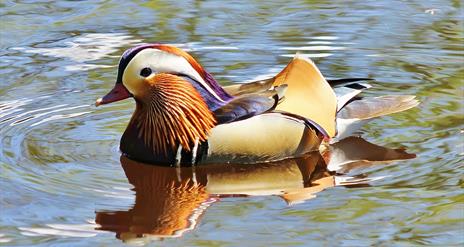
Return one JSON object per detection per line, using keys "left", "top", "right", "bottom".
{"left": 0, "top": 88, "right": 136, "bottom": 243}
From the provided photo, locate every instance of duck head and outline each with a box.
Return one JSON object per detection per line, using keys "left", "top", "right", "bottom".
{"left": 96, "top": 44, "right": 232, "bottom": 162}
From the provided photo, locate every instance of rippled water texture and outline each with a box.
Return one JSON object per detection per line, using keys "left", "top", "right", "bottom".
{"left": 1, "top": 1, "right": 463, "bottom": 246}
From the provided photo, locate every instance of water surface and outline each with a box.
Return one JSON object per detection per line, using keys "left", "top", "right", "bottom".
{"left": 1, "top": 0, "right": 463, "bottom": 246}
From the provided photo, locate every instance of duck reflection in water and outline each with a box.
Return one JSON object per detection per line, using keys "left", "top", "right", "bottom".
{"left": 95, "top": 137, "right": 415, "bottom": 243}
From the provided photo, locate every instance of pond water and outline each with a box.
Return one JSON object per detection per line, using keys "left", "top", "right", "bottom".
{"left": 1, "top": 0, "right": 463, "bottom": 246}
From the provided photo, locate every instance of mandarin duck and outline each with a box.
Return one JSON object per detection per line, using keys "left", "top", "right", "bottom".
{"left": 96, "top": 44, "right": 418, "bottom": 165}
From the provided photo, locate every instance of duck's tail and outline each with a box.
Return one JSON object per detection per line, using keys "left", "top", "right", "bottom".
{"left": 272, "top": 56, "right": 419, "bottom": 140}
{"left": 334, "top": 95, "right": 419, "bottom": 141}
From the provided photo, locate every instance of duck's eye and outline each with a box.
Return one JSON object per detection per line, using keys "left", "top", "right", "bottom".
{"left": 140, "top": 67, "right": 152, "bottom": 77}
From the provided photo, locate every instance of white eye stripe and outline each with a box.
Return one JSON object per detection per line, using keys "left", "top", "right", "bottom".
{"left": 122, "top": 48, "right": 224, "bottom": 102}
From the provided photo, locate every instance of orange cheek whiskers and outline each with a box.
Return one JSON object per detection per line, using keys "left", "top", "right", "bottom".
{"left": 130, "top": 73, "right": 216, "bottom": 155}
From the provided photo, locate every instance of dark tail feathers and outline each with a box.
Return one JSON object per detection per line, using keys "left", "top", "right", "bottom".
{"left": 327, "top": 78, "right": 374, "bottom": 88}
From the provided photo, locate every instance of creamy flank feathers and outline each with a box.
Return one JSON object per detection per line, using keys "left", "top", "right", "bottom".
{"left": 206, "top": 112, "right": 321, "bottom": 164}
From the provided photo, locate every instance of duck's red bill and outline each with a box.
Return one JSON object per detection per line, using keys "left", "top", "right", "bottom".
{"left": 95, "top": 83, "right": 131, "bottom": 106}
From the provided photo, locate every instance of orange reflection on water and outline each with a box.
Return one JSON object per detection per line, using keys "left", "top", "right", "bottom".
{"left": 95, "top": 137, "right": 415, "bottom": 243}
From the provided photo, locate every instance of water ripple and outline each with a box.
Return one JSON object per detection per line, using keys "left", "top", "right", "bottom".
{"left": 19, "top": 222, "right": 99, "bottom": 238}
{"left": 11, "top": 33, "right": 142, "bottom": 71}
